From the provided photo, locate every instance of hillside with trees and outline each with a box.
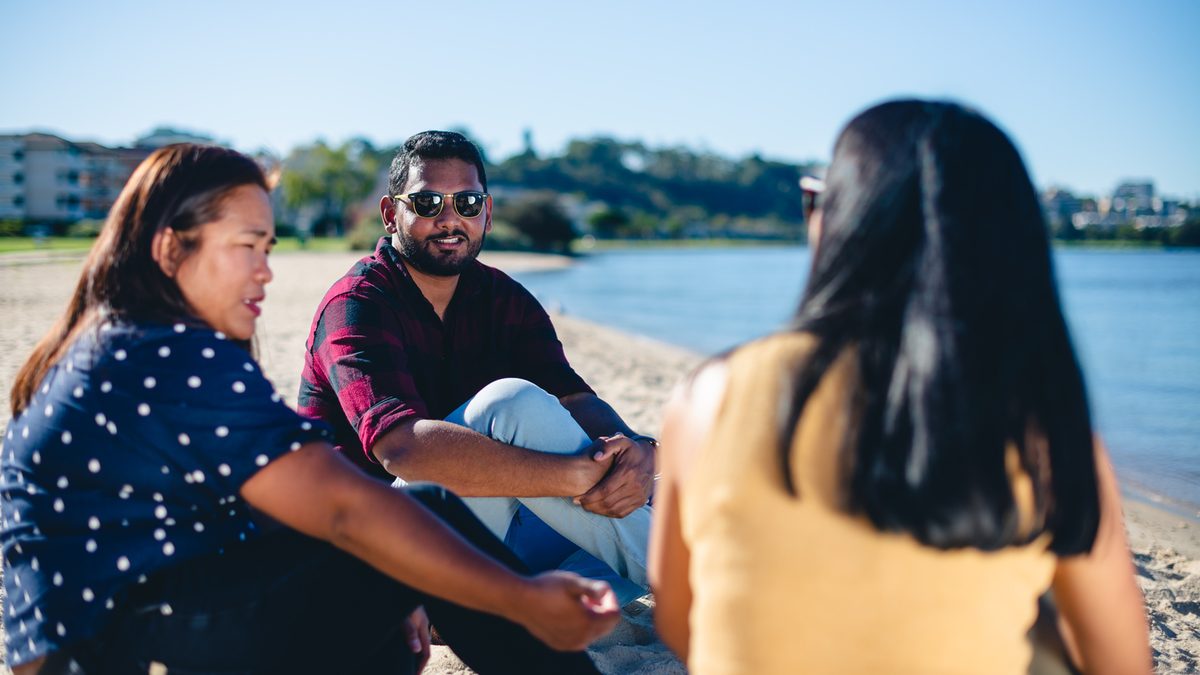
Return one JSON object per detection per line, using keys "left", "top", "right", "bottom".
{"left": 274, "top": 133, "right": 820, "bottom": 249}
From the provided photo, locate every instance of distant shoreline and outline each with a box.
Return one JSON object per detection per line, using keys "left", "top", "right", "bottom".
{"left": 3, "top": 234, "right": 1198, "bottom": 261}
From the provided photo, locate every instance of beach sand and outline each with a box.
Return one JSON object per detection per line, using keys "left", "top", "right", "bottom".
{"left": 0, "top": 249, "right": 1196, "bottom": 673}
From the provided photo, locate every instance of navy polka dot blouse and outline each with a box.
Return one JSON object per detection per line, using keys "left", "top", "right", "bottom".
{"left": 0, "top": 320, "right": 330, "bottom": 667}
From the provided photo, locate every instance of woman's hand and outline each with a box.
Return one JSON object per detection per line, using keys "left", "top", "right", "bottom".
{"left": 403, "top": 606, "right": 431, "bottom": 674}
{"left": 512, "top": 571, "right": 620, "bottom": 651}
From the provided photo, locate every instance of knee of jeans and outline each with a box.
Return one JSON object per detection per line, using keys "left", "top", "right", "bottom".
{"left": 465, "top": 378, "right": 562, "bottom": 434}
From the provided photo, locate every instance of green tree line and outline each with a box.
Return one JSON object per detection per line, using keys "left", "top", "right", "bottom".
{"left": 274, "top": 133, "right": 1199, "bottom": 250}
{"left": 275, "top": 133, "right": 821, "bottom": 249}
{"left": 17, "top": 132, "right": 1191, "bottom": 251}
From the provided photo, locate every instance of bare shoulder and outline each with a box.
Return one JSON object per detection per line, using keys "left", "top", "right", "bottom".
{"left": 661, "top": 359, "right": 729, "bottom": 480}
{"left": 681, "top": 359, "right": 729, "bottom": 419}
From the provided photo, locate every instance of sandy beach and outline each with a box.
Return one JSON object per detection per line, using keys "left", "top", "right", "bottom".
{"left": 1, "top": 248, "right": 1197, "bottom": 673}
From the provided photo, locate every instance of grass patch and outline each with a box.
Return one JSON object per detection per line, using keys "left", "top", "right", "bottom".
{"left": 0, "top": 236, "right": 360, "bottom": 256}
{"left": 0, "top": 238, "right": 95, "bottom": 254}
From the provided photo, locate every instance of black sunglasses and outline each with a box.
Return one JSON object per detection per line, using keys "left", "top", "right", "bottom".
{"left": 394, "top": 191, "right": 489, "bottom": 219}
{"left": 799, "top": 176, "right": 825, "bottom": 223}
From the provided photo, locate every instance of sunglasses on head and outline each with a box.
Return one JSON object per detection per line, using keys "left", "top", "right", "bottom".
{"left": 394, "top": 191, "right": 489, "bottom": 219}
{"left": 799, "top": 176, "right": 825, "bottom": 223}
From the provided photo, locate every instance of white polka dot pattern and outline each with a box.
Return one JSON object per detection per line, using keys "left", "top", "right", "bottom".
{"left": 1, "top": 322, "right": 330, "bottom": 659}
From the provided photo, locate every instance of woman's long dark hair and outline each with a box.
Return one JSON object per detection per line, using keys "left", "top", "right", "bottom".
{"left": 780, "top": 100, "right": 1099, "bottom": 555}
{"left": 10, "top": 144, "right": 267, "bottom": 416}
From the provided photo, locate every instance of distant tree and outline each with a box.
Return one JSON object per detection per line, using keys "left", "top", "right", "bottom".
{"left": 587, "top": 207, "right": 629, "bottom": 238}
{"left": 1170, "top": 218, "right": 1200, "bottom": 247}
{"left": 488, "top": 133, "right": 820, "bottom": 240}
{"left": 0, "top": 219, "right": 23, "bottom": 237}
{"left": 506, "top": 197, "right": 576, "bottom": 252}
{"left": 627, "top": 212, "right": 661, "bottom": 239}
{"left": 1052, "top": 219, "right": 1082, "bottom": 241}
{"left": 280, "top": 138, "right": 383, "bottom": 237}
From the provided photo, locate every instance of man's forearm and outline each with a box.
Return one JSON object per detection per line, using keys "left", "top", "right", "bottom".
{"left": 559, "top": 392, "right": 640, "bottom": 440}
{"left": 370, "top": 419, "right": 603, "bottom": 498}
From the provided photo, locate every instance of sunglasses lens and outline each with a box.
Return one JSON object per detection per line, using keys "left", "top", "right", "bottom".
{"left": 454, "top": 192, "right": 486, "bottom": 218}
{"left": 409, "top": 193, "right": 443, "bottom": 218}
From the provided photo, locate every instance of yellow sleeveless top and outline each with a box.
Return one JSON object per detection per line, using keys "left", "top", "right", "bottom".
{"left": 679, "top": 333, "right": 1055, "bottom": 675}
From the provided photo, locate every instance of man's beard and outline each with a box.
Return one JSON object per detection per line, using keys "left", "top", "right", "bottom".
{"left": 394, "top": 228, "right": 485, "bottom": 276}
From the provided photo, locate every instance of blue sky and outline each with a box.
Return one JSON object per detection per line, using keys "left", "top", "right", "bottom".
{"left": 3, "top": 0, "right": 1198, "bottom": 198}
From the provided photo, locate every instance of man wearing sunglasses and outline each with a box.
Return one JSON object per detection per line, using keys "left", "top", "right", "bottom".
{"left": 299, "top": 131, "right": 653, "bottom": 605}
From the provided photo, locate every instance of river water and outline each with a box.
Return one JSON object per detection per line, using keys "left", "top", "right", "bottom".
{"left": 512, "top": 247, "right": 1200, "bottom": 517}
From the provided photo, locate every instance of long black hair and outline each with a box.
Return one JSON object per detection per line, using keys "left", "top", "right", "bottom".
{"left": 780, "top": 100, "right": 1099, "bottom": 555}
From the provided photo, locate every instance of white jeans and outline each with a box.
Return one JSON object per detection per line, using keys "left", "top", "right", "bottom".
{"left": 392, "top": 378, "right": 650, "bottom": 602}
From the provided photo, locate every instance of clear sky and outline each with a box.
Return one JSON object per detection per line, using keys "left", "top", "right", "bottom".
{"left": 3, "top": 0, "right": 1198, "bottom": 198}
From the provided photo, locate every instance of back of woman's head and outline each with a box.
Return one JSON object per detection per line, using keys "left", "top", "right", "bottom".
{"left": 785, "top": 100, "right": 1099, "bottom": 555}
{"left": 10, "top": 144, "right": 267, "bottom": 415}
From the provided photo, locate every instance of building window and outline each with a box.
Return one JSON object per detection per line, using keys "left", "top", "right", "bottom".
{"left": 13, "top": 172, "right": 23, "bottom": 184}
{"left": 13, "top": 195, "right": 24, "bottom": 207}
{"left": 13, "top": 150, "right": 24, "bottom": 161}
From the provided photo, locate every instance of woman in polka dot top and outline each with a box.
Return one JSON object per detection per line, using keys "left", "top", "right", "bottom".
{"left": 2, "top": 145, "right": 618, "bottom": 674}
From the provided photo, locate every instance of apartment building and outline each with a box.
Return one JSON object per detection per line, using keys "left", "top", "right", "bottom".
{"left": 0, "top": 133, "right": 87, "bottom": 222}
{"left": 0, "top": 131, "right": 200, "bottom": 224}
{"left": 0, "top": 136, "right": 22, "bottom": 220}
{"left": 75, "top": 143, "right": 151, "bottom": 219}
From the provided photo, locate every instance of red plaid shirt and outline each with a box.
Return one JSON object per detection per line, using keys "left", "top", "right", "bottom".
{"left": 298, "top": 237, "right": 593, "bottom": 480}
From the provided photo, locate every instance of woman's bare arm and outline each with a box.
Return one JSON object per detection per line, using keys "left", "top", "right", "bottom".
{"left": 240, "top": 442, "right": 619, "bottom": 651}
{"left": 650, "top": 362, "right": 727, "bottom": 660}
{"left": 1051, "top": 438, "right": 1152, "bottom": 675}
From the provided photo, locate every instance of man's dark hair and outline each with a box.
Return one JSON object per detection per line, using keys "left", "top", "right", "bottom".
{"left": 388, "top": 131, "right": 488, "bottom": 196}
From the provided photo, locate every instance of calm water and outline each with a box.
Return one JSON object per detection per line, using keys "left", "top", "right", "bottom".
{"left": 512, "top": 247, "right": 1200, "bottom": 516}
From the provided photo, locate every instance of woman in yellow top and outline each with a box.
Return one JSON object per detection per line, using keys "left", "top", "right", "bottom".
{"left": 649, "top": 100, "right": 1150, "bottom": 675}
